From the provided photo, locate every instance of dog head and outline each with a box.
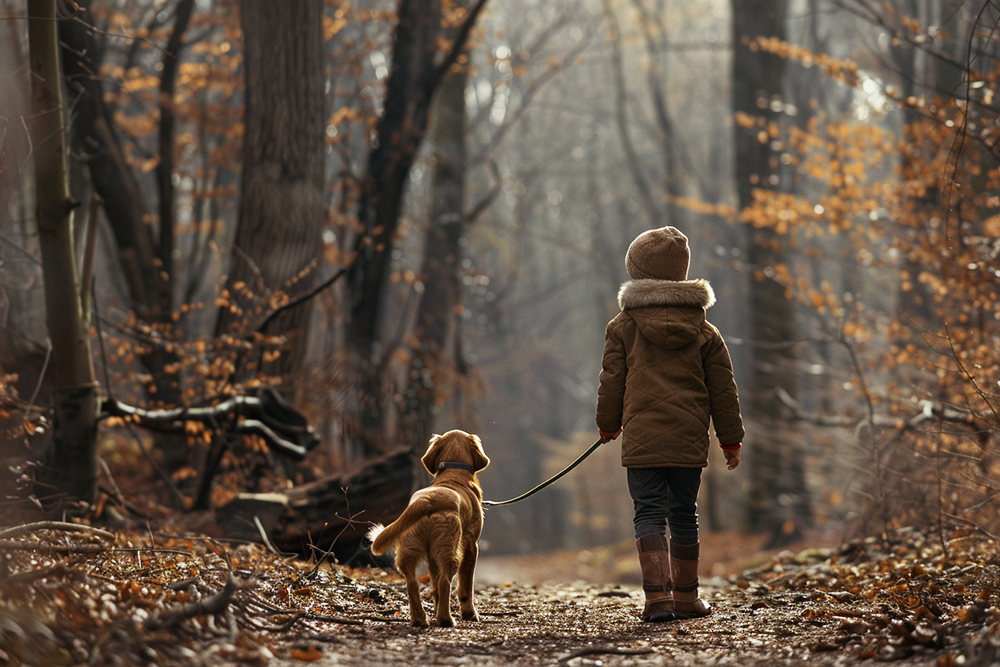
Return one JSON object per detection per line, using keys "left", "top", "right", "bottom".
{"left": 421, "top": 430, "right": 490, "bottom": 476}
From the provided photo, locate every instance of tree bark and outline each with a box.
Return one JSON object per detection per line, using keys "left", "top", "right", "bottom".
{"left": 216, "top": 0, "right": 326, "bottom": 395}
{"left": 732, "top": 0, "right": 811, "bottom": 543}
{"left": 27, "top": 0, "right": 99, "bottom": 507}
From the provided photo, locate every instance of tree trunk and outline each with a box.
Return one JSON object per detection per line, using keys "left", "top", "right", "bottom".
{"left": 58, "top": 0, "right": 184, "bottom": 409}
{"left": 399, "top": 60, "right": 470, "bottom": 457}
{"left": 630, "top": 0, "right": 691, "bottom": 229}
{"left": 340, "top": 0, "right": 488, "bottom": 452}
{"left": 156, "top": 0, "right": 196, "bottom": 313}
{"left": 216, "top": 0, "right": 326, "bottom": 395}
{"left": 27, "top": 0, "right": 99, "bottom": 507}
{"left": 59, "top": 3, "right": 158, "bottom": 313}
{"left": 603, "top": 0, "right": 661, "bottom": 225}
{"left": 732, "top": 0, "right": 811, "bottom": 544}
{"left": 344, "top": 0, "right": 444, "bottom": 450}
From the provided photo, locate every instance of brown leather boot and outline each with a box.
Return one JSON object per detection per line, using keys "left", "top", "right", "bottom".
{"left": 669, "top": 540, "right": 711, "bottom": 618}
{"left": 636, "top": 534, "right": 674, "bottom": 622}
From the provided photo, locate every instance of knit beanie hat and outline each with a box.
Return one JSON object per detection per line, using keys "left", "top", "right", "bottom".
{"left": 625, "top": 226, "right": 690, "bottom": 281}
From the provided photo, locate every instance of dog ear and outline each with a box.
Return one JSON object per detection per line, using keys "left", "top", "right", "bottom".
{"left": 469, "top": 434, "right": 490, "bottom": 472}
{"left": 421, "top": 433, "right": 443, "bottom": 476}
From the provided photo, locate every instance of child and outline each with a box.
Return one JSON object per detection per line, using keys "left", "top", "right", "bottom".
{"left": 596, "top": 226, "right": 744, "bottom": 622}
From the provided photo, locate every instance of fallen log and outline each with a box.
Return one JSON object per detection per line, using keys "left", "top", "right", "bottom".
{"left": 222, "top": 448, "right": 415, "bottom": 558}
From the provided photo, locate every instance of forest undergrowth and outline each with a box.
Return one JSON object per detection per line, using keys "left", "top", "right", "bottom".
{"left": 0, "top": 521, "right": 997, "bottom": 666}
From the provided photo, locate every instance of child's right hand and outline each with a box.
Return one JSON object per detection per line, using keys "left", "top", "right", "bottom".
{"left": 723, "top": 448, "right": 741, "bottom": 470}
{"left": 599, "top": 428, "right": 622, "bottom": 443}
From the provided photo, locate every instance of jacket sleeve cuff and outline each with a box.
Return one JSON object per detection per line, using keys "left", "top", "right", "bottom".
{"left": 719, "top": 442, "right": 742, "bottom": 450}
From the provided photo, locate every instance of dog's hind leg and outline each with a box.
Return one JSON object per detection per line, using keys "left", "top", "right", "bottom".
{"left": 426, "top": 558, "right": 441, "bottom": 610}
{"left": 433, "top": 560, "right": 457, "bottom": 627}
{"left": 457, "top": 540, "right": 479, "bottom": 621}
{"left": 397, "top": 556, "right": 428, "bottom": 628}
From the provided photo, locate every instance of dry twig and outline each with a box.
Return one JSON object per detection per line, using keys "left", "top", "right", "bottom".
{"left": 0, "top": 521, "right": 116, "bottom": 540}
{"left": 145, "top": 576, "right": 248, "bottom": 630}
{"left": 0, "top": 539, "right": 108, "bottom": 553}
{"left": 1, "top": 564, "right": 69, "bottom": 585}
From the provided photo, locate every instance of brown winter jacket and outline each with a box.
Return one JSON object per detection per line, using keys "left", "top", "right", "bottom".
{"left": 596, "top": 278, "right": 745, "bottom": 468}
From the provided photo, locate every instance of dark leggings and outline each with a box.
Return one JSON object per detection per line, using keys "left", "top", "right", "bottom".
{"left": 627, "top": 467, "right": 702, "bottom": 545}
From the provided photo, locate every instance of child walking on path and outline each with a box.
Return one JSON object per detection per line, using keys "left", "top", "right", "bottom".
{"left": 596, "top": 226, "right": 745, "bottom": 623}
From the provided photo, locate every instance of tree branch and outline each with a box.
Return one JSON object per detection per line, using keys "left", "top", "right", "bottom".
{"left": 777, "top": 387, "right": 988, "bottom": 431}
{"left": 431, "top": 0, "right": 490, "bottom": 91}
{"left": 252, "top": 267, "right": 347, "bottom": 336}
{"left": 102, "top": 387, "right": 320, "bottom": 460}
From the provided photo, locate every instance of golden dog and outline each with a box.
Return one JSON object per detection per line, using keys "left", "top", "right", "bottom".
{"left": 368, "top": 430, "right": 490, "bottom": 627}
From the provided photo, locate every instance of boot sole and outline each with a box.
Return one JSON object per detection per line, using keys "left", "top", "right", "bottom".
{"left": 670, "top": 609, "right": 711, "bottom": 619}
{"left": 644, "top": 610, "right": 676, "bottom": 622}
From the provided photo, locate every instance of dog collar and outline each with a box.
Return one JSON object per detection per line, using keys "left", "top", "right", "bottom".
{"left": 437, "top": 461, "right": 474, "bottom": 473}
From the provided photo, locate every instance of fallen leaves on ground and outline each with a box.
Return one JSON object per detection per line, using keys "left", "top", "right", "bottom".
{"left": 732, "top": 526, "right": 1000, "bottom": 664}
{"left": 0, "top": 523, "right": 997, "bottom": 666}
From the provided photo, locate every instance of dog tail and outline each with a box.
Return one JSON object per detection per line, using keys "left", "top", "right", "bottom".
{"left": 366, "top": 523, "right": 387, "bottom": 552}
{"left": 368, "top": 491, "right": 460, "bottom": 555}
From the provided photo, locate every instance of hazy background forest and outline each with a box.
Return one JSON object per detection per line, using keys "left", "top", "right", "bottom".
{"left": 0, "top": 0, "right": 998, "bottom": 563}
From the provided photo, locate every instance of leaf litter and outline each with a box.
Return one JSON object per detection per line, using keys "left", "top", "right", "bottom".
{"left": 0, "top": 523, "right": 997, "bottom": 666}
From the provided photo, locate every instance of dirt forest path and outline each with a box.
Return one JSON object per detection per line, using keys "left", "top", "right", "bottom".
{"left": 263, "top": 530, "right": 997, "bottom": 667}
{"left": 265, "top": 575, "right": 976, "bottom": 667}
{"left": 1, "top": 525, "right": 997, "bottom": 666}
{"left": 271, "top": 578, "right": 877, "bottom": 667}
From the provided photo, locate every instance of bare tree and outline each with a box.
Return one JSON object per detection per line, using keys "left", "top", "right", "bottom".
{"left": 732, "top": 0, "right": 811, "bottom": 544}
{"left": 398, "top": 49, "right": 471, "bottom": 456}
{"left": 58, "top": 0, "right": 197, "bottom": 409}
{"left": 155, "top": 0, "right": 196, "bottom": 302}
{"left": 343, "top": 0, "right": 489, "bottom": 451}
{"left": 28, "top": 0, "right": 99, "bottom": 506}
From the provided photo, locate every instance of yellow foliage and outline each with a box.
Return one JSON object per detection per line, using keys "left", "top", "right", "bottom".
{"left": 324, "top": 14, "right": 348, "bottom": 39}
{"left": 737, "top": 32, "right": 1000, "bottom": 481}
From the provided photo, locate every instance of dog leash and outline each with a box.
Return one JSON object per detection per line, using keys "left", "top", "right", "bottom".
{"left": 483, "top": 437, "right": 604, "bottom": 507}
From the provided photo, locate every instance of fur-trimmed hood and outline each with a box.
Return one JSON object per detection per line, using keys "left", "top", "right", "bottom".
{"left": 617, "top": 278, "right": 716, "bottom": 310}
{"left": 616, "top": 278, "right": 716, "bottom": 349}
